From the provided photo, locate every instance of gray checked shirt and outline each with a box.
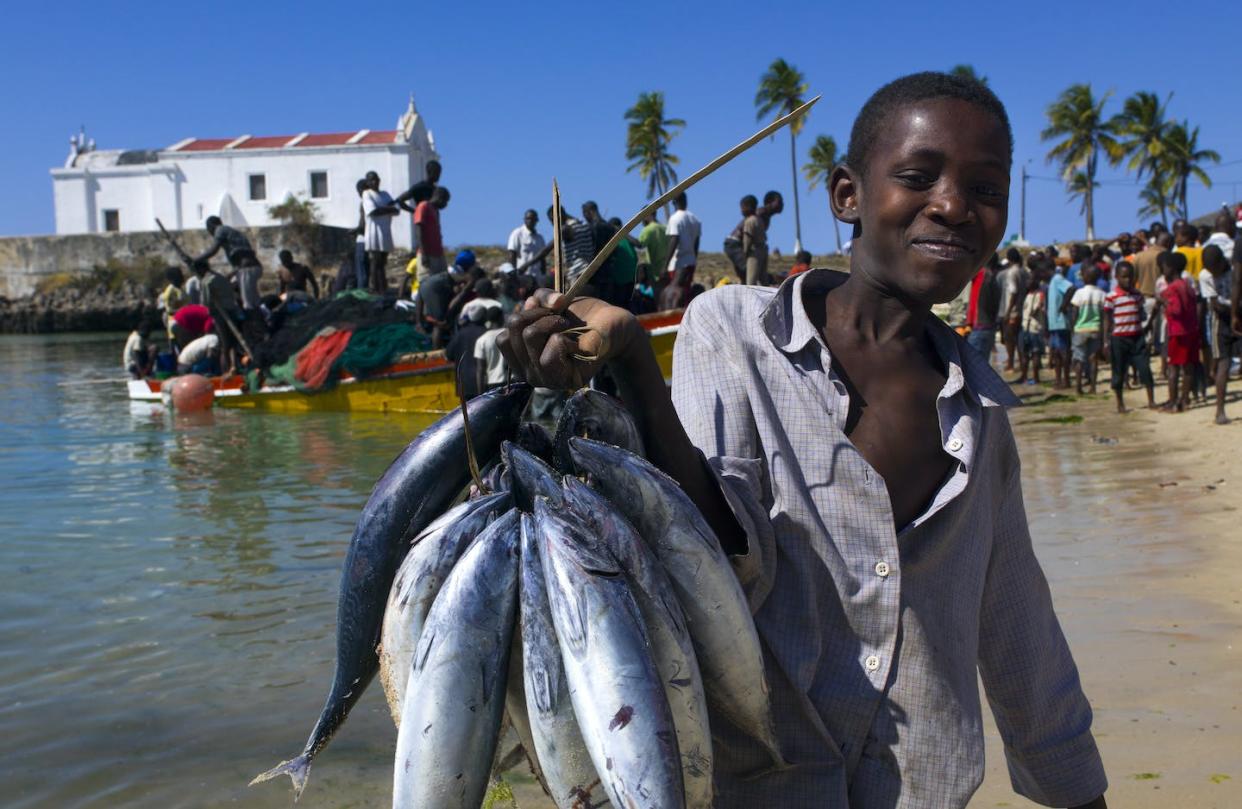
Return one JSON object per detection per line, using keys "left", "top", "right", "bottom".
{"left": 671, "top": 269, "right": 1106, "bottom": 808}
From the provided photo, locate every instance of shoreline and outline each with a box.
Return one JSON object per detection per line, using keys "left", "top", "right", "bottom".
{"left": 972, "top": 380, "right": 1242, "bottom": 807}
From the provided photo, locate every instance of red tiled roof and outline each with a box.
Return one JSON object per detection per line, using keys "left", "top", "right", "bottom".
{"left": 169, "top": 130, "right": 400, "bottom": 151}
{"left": 234, "top": 135, "right": 296, "bottom": 149}
{"left": 176, "top": 138, "right": 234, "bottom": 152}
{"left": 356, "top": 130, "right": 398, "bottom": 144}
{"left": 294, "top": 132, "right": 358, "bottom": 147}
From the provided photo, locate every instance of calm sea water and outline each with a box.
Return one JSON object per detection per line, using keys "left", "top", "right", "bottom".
{"left": 0, "top": 332, "right": 1208, "bottom": 809}
{"left": 0, "top": 333, "right": 429, "bottom": 808}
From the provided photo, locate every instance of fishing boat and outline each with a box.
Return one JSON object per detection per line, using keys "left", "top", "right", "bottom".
{"left": 127, "top": 309, "right": 681, "bottom": 414}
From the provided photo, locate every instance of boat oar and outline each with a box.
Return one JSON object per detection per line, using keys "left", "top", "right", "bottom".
{"left": 556, "top": 94, "right": 820, "bottom": 310}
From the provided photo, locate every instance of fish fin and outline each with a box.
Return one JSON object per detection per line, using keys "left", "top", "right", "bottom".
{"left": 249, "top": 754, "right": 311, "bottom": 800}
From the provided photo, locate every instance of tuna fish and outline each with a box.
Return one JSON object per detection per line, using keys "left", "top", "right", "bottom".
{"left": 561, "top": 476, "right": 713, "bottom": 808}
{"left": 517, "top": 512, "right": 608, "bottom": 808}
{"left": 567, "top": 436, "right": 783, "bottom": 767}
{"left": 251, "top": 384, "right": 531, "bottom": 799}
{"left": 379, "top": 492, "right": 509, "bottom": 723}
{"left": 393, "top": 509, "right": 521, "bottom": 809}
{"left": 503, "top": 440, "right": 563, "bottom": 513}
{"left": 536, "top": 497, "right": 685, "bottom": 809}
{"left": 552, "top": 389, "right": 644, "bottom": 472}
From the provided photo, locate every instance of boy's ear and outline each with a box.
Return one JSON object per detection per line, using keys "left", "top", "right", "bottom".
{"left": 830, "top": 164, "right": 860, "bottom": 226}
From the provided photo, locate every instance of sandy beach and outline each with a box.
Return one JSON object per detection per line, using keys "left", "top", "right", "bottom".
{"left": 970, "top": 382, "right": 1242, "bottom": 808}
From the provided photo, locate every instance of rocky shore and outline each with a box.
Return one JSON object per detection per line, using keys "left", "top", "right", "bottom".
{"left": 0, "top": 280, "right": 160, "bottom": 334}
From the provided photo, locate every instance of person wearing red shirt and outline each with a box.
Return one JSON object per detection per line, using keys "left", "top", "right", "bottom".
{"left": 1155, "top": 251, "right": 1200, "bottom": 411}
{"left": 170, "top": 303, "right": 213, "bottom": 350}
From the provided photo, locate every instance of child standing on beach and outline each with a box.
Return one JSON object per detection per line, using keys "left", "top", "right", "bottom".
{"left": 1016, "top": 269, "right": 1045, "bottom": 384}
{"left": 1156, "top": 251, "right": 1200, "bottom": 411}
{"left": 1103, "top": 261, "right": 1155, "bottom": 412}
{"left": 1200, "top": 244, "right": 1235, "bottom": 424}
{"left": 1046, "top": 263, "right": 1074, "bottom": 388}
{"left": 501, "top": 71, "right": 1107, "bottom": 808}
{"left": 1069, "top": 265, "right": 1106, "bottom": 395}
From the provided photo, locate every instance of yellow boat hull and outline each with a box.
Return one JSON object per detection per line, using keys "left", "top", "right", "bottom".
{"left": 215, "top": 314, "right": 679, "bottom": 415}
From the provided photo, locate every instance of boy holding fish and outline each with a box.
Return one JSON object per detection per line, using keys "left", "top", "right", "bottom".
{"left": 501, "top": 72, "right": 1108, "bottom": 808}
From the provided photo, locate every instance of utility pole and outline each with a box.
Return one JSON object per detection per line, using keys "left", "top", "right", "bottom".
{"left": 1020, "top": 163, "right": 1028, "bottom": 244}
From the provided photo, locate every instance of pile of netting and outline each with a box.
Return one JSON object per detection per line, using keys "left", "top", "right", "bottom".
{"left": 251, "top": 291, "right": 432, "bottom": 392}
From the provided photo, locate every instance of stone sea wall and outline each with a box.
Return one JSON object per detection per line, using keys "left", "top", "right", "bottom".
{"left": 0, "top": 225, "right": 354, "bottom": 334}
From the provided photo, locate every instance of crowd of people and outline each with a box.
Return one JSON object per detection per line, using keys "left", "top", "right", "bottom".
{"left": 124, "top": 143, "right": 1242, "bottom": 429}
{"left": 942, "top": 208, "right": 1242, "bottom": 423}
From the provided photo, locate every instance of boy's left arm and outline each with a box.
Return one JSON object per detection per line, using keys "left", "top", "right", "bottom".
{"left": 977, "top": 434, "right": 1108, "bottom": 808}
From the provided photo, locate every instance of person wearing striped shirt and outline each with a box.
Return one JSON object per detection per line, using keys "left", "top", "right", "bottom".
{"left": 1103, "top": 261, "right": 1155, "bottom": 412}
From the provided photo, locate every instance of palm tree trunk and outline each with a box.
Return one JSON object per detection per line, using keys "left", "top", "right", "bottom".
{"left": 1085, "top": 156, "right": 1095, "bottom": 241}
{"left": 789, "top": 129, "right": 803, "bottom": 253}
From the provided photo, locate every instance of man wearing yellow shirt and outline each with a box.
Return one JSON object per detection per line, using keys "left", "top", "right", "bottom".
{"left": 1175, "top": 224, "right": 1204, "bottom": 278}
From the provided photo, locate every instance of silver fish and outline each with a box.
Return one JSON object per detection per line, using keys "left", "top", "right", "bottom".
{"left": 552, "top": 388, "right": 644, "bottom": 472}
{"left": 503, "top": 440, "right": 563, "bottom": 513}
{"left": 562, "top": 477, "right": 713, "bottom": 808}
{"left": 536, "top": 498, "right": 685, "bottom": 809}
{"left": 567, "top": 437, "right": 783, "bottom": 766}
{"left": 393, "top": 509, "right": 520, "bottom": 809}
{"left": 379, "top": 492, "right": 509, "bottom": 724}
{"left": 252, "top": 384, "right": 530, "bottom": 798}
{"left": 518, "top": 512, "right": 609, "bottom": 809}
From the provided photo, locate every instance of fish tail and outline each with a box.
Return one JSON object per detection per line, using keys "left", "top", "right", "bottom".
{"left": 249, "top": 754, "right": 311, "bottom": 801}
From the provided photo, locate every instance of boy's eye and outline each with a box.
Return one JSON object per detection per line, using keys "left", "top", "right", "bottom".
{"left": 974, "top": 184, "right": 1007, "bottom": 200}
{"left": 895, "top": 171, "right": 935, "bottom": 187}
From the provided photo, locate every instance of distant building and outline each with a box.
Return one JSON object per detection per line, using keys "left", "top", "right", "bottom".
{"left": 49, "top": 96, "right": 437, "bottom": 249}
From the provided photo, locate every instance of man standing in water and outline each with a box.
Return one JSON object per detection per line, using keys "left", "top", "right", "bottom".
{"left": 500, "top": 72, "right": 1107, "bottom": 808}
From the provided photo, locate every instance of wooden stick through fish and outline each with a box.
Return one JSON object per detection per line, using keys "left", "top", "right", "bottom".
{"left": 557, "top": 94, "right": 820, "bottom": 309}
{"left": 455, "top": 359, "right": 488, "bottom": 494}
{"left": 551, "top": 179, "right": 564, "bottom": 295}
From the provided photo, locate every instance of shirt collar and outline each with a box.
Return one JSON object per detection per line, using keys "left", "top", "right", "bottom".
{"left": 760, "top": 268, "right": 1020, "bottom": 409}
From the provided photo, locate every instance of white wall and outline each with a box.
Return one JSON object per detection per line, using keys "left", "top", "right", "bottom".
{"left": 51, "top": 143, "right": 431, "bottom": 249}
{"left": 167, "top": 144, "right": 423, "bottom": 248}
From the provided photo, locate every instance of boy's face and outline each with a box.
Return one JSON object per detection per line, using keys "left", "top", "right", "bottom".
{"left": 1116, "top": 266, "right": 1135, "bottom": 291}
{"left": 833, "top": 98, "right": 1010, "bottom": 304}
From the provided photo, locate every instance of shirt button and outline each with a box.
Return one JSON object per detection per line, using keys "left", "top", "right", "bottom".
{"left": 947, "top": 437, "right": 964, "bottom": 452}
{"left": 865, "top": 655, "right": 881, "bottom": 672}
{"left": 875, "top": 561, "right": 890, "bottom": 577}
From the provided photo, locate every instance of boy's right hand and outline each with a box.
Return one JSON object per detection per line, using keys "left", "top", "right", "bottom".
{"left": 497, "top": 289, "right": 645, "bottom": 391}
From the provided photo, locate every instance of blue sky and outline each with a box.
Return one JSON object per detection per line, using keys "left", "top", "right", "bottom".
{"left": 3, "top": 0, "right": 1239, "bottom": 254}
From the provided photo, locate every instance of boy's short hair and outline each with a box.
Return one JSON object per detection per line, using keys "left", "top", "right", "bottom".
{"left": 762, "top": 190, "right": 782, "bottom": 205}
{"left": 1159, "top": 251, "right": 1188, "bottom": 273}
{"left": 740, "top": 194, "right": 758, "bottom": 210}
{"left": 1081, "top": 263, "right": 1100, "bottom": 284}
{"left": 1114, "top": 260, "right": 1134, "bottom": 276}
{"left": 795, "top": 249, "right": 812, "bottom": 263}
{"left": 845, "top": 71, "right": 1013, "bottom": 175}
{"left": 1202, "top": 244, "right": 1225, "bottom": 267}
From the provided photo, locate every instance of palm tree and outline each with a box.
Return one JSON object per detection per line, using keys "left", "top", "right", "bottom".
{"left": 1041, "top": 83, "right": 1119, "bottom": 240}
{"left": 755, "top": 58, "right": 809, "bottom": 252}
{"left": 1137, "top": 174, "right": 1176, "bottom": 224}
{"left": 624, "top": 91, "right": 686, "bottom": 219}
{"left": 802, "top": 134, "right": 843, "bottom": 254}
{"left": 949, "top": 64, "right": 988, "bottom": 85}
{"left": 1066, "top": 171, "right": 1099, "bottom": 218}
{"left": 1161, "top": 120, "right": 1220, "bottom": 220}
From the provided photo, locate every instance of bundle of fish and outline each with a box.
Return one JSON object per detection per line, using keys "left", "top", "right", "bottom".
{"left": 252, "top": 384, "right": 781, "bottom": 808}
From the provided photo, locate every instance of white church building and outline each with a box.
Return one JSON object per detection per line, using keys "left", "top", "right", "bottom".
{"left": 50, "top": 97, "right": 437, "bottom": 249}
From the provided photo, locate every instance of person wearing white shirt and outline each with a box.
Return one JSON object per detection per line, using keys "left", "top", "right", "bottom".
{"left": 361, "top": 171, "right": 399, "bottom": 294}
{"left": 665, "top": 192, "right": 702, "bottom": 308}
{"left": 507, "top": 209, "right": 547, "bottom": 275}
{"left": 1204, "top": 212, "right": 1236, "bottom": 263}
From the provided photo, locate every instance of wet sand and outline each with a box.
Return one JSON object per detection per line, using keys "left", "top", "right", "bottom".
{"left": 971, "top": 383, "right": 1242, "bottom": 808}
